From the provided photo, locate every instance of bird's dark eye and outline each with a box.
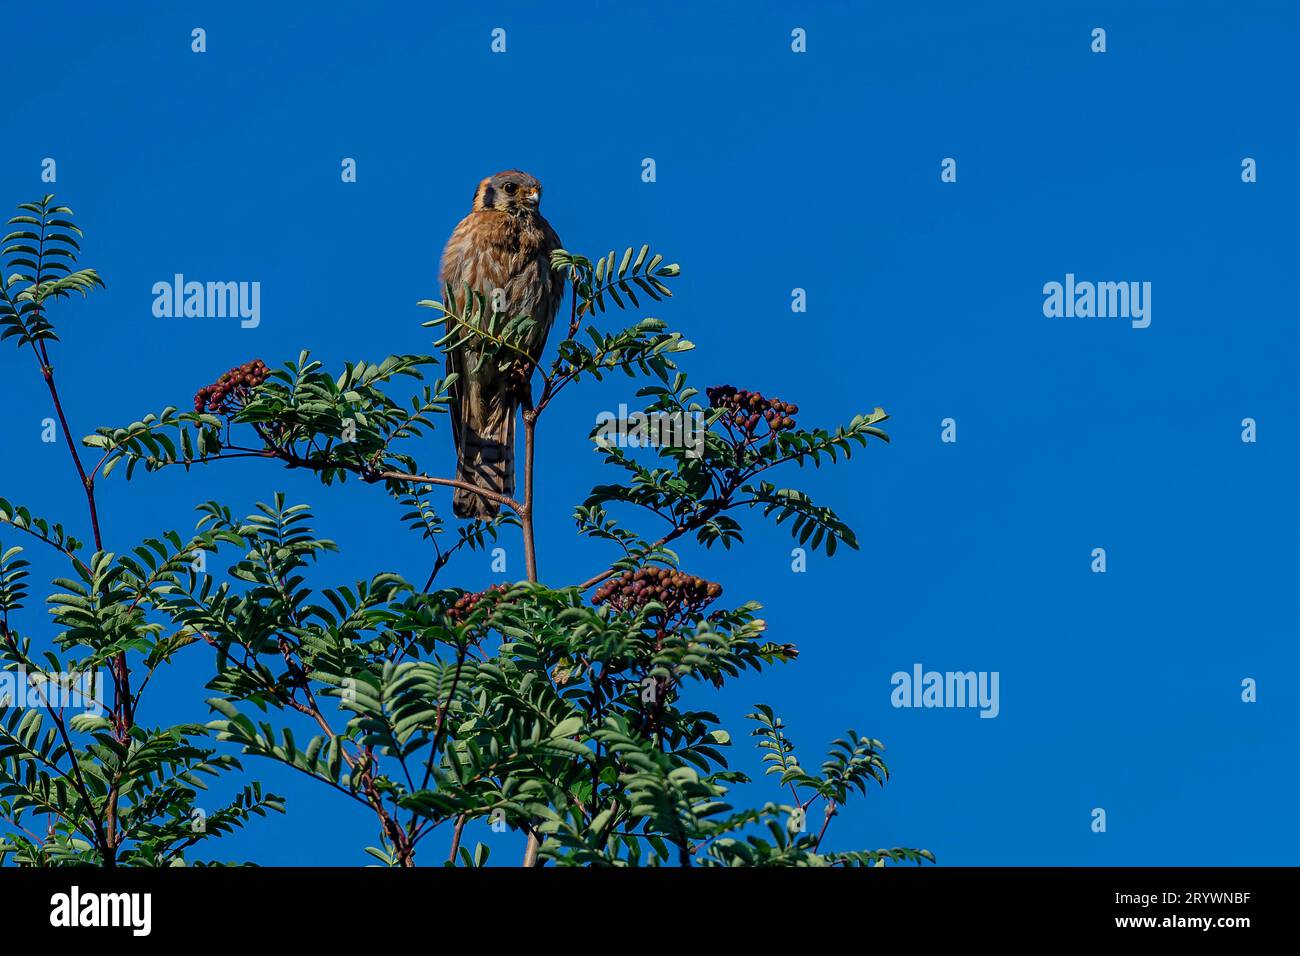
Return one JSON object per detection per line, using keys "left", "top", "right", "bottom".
{"left": 502, "top": 182, "right": 518, "bottom": 195}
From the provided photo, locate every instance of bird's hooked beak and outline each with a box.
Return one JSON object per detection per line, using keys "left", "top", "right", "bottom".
{"left": 524, "top": 188, "right": 540, "bottom": 207}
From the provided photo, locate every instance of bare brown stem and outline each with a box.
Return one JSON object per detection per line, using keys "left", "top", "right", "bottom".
{"left": 30, "top": 321, "right": 128, "bottom": 866}
{"left": 520, "top": 403, "right": 544, "bottom": 866}
{"left": 520, "top": 411, "right": 538, "bottom": 584}
{"left": 447, "top": 814, "right": 467, "bottom": 864}
{"left": 813, "top": 799, "right": 837, "bottom": 853}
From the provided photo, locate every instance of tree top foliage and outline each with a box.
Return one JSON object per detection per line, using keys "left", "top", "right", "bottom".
{"left": 0, "top": 195, "right": 928, "bottom": 868}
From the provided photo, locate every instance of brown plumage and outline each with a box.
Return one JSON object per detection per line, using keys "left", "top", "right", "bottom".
{"left": 440, "top": 170, "right": 565, "bottom": 518}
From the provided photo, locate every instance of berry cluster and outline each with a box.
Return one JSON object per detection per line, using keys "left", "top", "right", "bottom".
{"left": 194, "top": 359, "right": 270, "bottom": 414}
{"left": 706, "top": 385, "right": 798, "bottom": 435}
{"left": 446, "top": 583, "right": 510, "bottom": 624}
{"left": 593, "top": 566, "right": 722, "bottom": 617}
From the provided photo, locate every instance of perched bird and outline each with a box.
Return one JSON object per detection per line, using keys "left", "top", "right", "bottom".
{"left": 439, "top": 170, "right": 565, "bottom": 518}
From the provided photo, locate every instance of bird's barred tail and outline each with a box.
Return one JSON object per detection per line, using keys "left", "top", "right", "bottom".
{"left": 453, "top": 408, "right": 515, "bottom": 519}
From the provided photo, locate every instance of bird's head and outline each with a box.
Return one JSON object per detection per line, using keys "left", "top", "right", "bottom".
{"left": 473, "top": 170, "right": 543, "bottom": 216}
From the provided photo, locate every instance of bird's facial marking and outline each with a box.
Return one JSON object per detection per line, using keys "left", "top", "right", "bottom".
{"left": 472, "top": 172, "right": 544, "bottom": 215}
{"left": 478, "top": 171, "right": 543, "bottom": 213}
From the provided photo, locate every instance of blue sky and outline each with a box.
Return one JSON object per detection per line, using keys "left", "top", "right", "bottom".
{"left": 1, "top": 0, "right": 1296, "bottom": 864}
